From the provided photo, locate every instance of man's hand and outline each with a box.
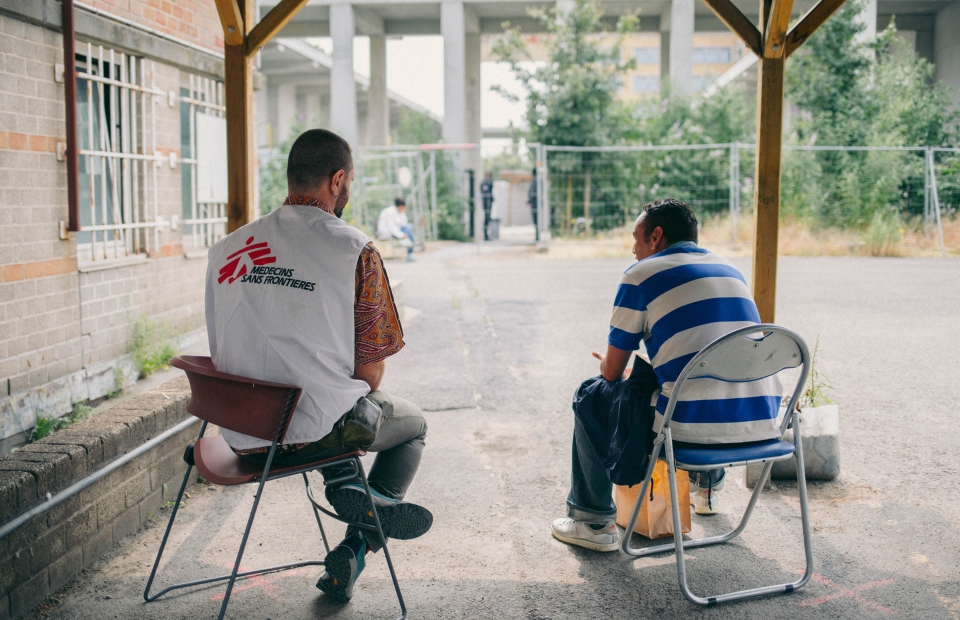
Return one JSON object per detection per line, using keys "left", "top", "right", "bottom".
{"left": 592, "top": 345, "right": 633, "bottom": 382}
{"left": 353, "top": 360, "right": 385, "bottom": 392}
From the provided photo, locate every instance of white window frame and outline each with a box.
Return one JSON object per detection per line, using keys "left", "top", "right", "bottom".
{"left": 74, "top": 42, "right": 169, "bottom": 265}
{"left": 180, "top": 74, "right": 227, "bottom": 253}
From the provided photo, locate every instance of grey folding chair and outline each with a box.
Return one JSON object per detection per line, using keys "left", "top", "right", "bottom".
{"left": 621, "top": 324, "right": 813, "bottom": 606}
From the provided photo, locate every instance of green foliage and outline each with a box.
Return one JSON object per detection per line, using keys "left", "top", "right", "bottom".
{"left": 259, "top": 120, "right": 307, "bottom": 217}
{"left": 131, "top": 317, "right": 178, "bottom": 379}
{"left": 492, "top": 0, "right": 638, "bottom": 147}
{"left": 29, "top": 402, "right": 94, "bottom": 442}
{"left": 864, "top": 210, "right": 903, "bottom": 256}
{"left": 784, "top": 3, "right": 958, "bottom": 229}
{"left": 799, "top": 337, "right": 835, "bottom": 409}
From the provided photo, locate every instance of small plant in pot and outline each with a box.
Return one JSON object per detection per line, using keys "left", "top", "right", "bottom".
{"left": 747, "top": 337, "right": 840, "bottom": 486}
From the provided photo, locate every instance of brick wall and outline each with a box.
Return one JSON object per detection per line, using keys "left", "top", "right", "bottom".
{"left": 83, "top": 0, "right": 225, "bottom": 54}
{"left": 0, "top": 16, "right": 84, "bottom": 398}
{"left": 0, "top": 13, "right": 211, "bottom": 451}
{"left": 0, "top": 376, "right": 199, "bottom": 620}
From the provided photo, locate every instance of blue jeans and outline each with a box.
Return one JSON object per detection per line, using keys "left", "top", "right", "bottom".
{"left": 567, "top": 412, "right": 724, "bottom": 523}
{"left": 400, "top": 224, "right": 414, "bottom": 254}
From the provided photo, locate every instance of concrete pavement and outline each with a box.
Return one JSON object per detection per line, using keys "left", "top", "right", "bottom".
{"left": 25, "top": 243, "right": 960, "bottom": 619}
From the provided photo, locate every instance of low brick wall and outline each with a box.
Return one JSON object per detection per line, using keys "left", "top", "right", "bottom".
{"left": 0, "top": 376, "right": 200, "bottom": 620}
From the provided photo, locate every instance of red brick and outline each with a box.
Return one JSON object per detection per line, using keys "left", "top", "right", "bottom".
{"left": 24, "top": 262, "right": 43, "bottom": 279}
{"left": 8, "top": 133, "right": 27, "bottom": 150}
{"left": 28, "top": 135, "right": 48, "bottom": 152}
{"left": 3, "top": 264, "right": 23, "bottom": 282}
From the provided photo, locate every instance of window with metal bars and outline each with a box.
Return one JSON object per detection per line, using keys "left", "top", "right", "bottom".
{"left": 180, "top": 74, "right": 227, "bottom": 253}
{"left": 74, "top": 42, "right": 168, "bottom": 264}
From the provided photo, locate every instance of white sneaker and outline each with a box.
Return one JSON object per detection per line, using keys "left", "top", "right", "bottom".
{"left": 551, "top": 518, "right": 619, "bottom": 552}
{"left": 691, "top": 488, "right": 720, "bottom": 515}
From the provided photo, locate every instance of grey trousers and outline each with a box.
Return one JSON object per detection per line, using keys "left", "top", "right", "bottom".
{"left": 239, "top": 390, "right": 427, "bottom": 549}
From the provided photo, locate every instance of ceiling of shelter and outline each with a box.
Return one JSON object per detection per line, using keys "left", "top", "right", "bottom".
{"left": 259, "top": 0, "right": 954, "bottom": 37}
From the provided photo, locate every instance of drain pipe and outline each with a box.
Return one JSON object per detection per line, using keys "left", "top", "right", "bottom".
{"left": 63, "top": 0, "right": 80, "bottom": 232}
{"left": 0, "top": 416, "right": 198, "bottom": 542}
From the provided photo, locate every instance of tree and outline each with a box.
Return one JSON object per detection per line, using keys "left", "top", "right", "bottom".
{"left": 491, "top": 0, "right": 638, "bottom": 148}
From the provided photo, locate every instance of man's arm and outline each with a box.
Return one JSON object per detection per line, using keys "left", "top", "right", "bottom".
{"left": 353, "top": 360, "right": 385, "bottom": 392}
{"left": 592, "top": 345, "right": 632, "bottom": 382}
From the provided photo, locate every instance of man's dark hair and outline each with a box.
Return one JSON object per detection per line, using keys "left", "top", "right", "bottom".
{"left": 394, "top": 197, "right": 406, "bottom": 207}
{"left": 286, "top": 129, "right": 352, "bottom": 190}
{"left": 640, "top": 199, "right": 698, "bottom": 245}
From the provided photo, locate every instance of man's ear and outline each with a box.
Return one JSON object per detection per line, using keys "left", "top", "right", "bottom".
{"left": 331, "top": 169, "right": 346, "bottom": 195}
{"left": 650, "top": 225, "right": 663, "bottom": 246}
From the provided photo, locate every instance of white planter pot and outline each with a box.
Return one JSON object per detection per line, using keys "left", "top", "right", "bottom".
{"left": 746, "top": 404, "right": 840, "bottom": 487}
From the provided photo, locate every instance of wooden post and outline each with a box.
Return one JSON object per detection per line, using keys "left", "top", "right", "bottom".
{"left": 224, "top": 0, "right": 255, "bottom": 233}
{"left": 751, "top": 0, "right": 791, "bottom": 323}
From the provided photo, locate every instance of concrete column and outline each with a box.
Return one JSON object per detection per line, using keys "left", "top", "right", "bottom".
{"left": 465, "top": 33, "right": 481, "bottom": 147}
{"left": 367, "top": 35, "right": 389, "bottom": 145}
{"left": 669, "top": 0, "right": 694, "bottom": 94}
{"left": 659, "top": 6, "right": 670, "bottom": 83}
{"left": 330, "top": 4, "right": 359, "bottom": 147}
{"left": 935, "top": 2, "right": 960, "bottom": 104}
{"left": 855, "top": 0, "right": 878, "bottom": 44}
{"left": 441, "top": 1, "right": 466, "bottom": 145}
{"left": 276, "top": 83, "right": 297, "bottom": 144}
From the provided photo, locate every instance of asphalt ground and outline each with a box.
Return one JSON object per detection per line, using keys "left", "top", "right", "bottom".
{"left": 26, "top": 243, "right": 960, "bottom": 619}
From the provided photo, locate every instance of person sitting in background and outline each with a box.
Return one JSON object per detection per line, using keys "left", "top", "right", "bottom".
{"left": 552, "top": 199, "right": 783, "bottom": 553}
{"left": 377, "top": 197, "right": 415, "bottom": 261}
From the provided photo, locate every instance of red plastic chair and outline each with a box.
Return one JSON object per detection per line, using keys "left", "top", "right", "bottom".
{"left": 143, "top": 355, "right": 406, "bottom": 619}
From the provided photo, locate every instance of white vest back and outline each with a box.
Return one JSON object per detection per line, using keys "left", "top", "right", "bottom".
{"left": 205, "top": 205, "right": 371, "bottom": 450}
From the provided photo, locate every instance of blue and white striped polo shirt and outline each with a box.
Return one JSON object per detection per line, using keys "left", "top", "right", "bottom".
{"left": 609, "top": 242, "right": 782, "bottom": 445}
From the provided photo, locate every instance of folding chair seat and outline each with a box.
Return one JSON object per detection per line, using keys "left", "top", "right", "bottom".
{"left": 621, "top": 324, "right": 814, "bottom": 606}
{"left": 143, "top": 355, "right": 407, "bottom": 620}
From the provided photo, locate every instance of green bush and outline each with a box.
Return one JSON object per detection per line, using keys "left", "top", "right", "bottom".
{"left": 131, "top": 317, "right": 178, "bottom": 379}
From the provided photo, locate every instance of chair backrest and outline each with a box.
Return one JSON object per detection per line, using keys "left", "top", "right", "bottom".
{"left": 171, "top": 355, "right": 302, "bottom": 443}
{"left": 662, "top": 324, "right": 811, "bottom": 434}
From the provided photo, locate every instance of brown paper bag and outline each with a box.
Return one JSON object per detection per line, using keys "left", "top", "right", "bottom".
{"left": 615, "top": 461, "right": 691, "bottom": 539}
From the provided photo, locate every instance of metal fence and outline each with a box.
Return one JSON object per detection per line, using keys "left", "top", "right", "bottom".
{"left": 535, "top": 143, "right": 958, "bottom": 252}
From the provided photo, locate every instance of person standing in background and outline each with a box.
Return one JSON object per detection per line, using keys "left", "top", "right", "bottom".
{"left": 480, "top": 172, "right": 494, "bottom": 241}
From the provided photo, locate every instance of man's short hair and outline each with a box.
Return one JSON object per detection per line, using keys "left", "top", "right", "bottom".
{"left": 286, "top": 129, "right": 352, "bottom": 190}
{"left": 640, "top": 199, "right": 698, "bottom": 245}
{"left": 394, "top": 197, "right": 406, "bottom": 207}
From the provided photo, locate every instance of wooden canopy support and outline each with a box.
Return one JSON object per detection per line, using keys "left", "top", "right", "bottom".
{"left": 697, "top": 0, "right": 845, "bottom": 321}
{"left": 785, "top": 0, "right": 847, "bottom": 57}
{"left": 700, "top": 0, "right": 762, "bottom": 55}
{"left": 215, "top": 0, "right": 311, "bottom": 233}
{"left": 246, "top": 0, "right": 312, "bottom": 57}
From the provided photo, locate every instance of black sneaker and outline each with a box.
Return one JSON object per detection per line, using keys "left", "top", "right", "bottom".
{"left": 316, "top": 535, "right": 365, "bottom": 602}
{"left": 328, "top": 484, "right": 433, "bottom": 540}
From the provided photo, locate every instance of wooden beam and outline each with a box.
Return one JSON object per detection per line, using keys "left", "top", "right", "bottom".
{"left": 785, "top": 0, "right": 847, "bottom": 57}
{"left": 751, "top": 22, "right": 785, "bottom": 323}
{"left": 214, "top": 0, "right": 244, "bottom": 46}
{"left": 763, "top": 0, "right": 795, "bottom": 58}
{"left": 225, "top": 0, "right": 255, "bottom": 232}
{"left": 699, "top": 0, "right": 763, "bottom": 56}
{"left": 246, "top": 0, "right": 311, "bottom": 57}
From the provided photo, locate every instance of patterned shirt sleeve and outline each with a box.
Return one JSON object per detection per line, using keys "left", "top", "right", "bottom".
{"left": 355, "top": 243, "right": 405, "bottom": 366}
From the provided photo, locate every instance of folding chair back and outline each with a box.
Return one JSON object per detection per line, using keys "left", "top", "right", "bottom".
{"left": 170, "top": 355, "right": 301, "bottom": 443}
{"left": 622, "top": 324, "right": 814, "bottom": 607}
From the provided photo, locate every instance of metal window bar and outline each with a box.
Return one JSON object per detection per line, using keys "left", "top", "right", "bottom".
{"left": 76, "top": 43, "right": 165, "bottom": 262}
{"left": 180, "top": 74, "right": 227, "bottom": 250}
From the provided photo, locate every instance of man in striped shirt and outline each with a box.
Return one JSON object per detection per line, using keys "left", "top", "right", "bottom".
{"left": 552, "top": 199, "right": 782, "bottom": 553}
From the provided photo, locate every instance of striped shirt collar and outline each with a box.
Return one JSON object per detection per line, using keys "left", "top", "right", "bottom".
{"left": 283, "top": 194, "right": 333, "bottom": 214}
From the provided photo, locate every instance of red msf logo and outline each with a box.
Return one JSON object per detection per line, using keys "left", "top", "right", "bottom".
{"left": 218, "top": 236, "right": 277, "bottom": 284}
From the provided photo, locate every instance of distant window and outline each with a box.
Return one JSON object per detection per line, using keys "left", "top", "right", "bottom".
{"left": 633, "top": 75, "right": 660, "bottom": 93}
{"left": 693, "top": 46, "right": 732, "bottom": 63}
{"left": 633, "top": 46, "right": 660, "bottom": 64}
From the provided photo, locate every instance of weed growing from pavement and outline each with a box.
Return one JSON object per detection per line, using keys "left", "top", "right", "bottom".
{"left": 29, "top": 401, "right": 95, "bottom": 442}
{"left": 131, "top": 316, "right": 178, "bottom": 378}
{"left": 799, "top": 336, "right": 834, "bottom": 409}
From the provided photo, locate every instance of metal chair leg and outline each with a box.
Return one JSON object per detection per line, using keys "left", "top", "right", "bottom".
{"left": 217, "top": 448, "right": 278, "bottom": 620}
{"left": 357, "top": 458, "right": 407, "bottom": 620}
{"left": 143, "top": 459, "right": 195, "bottom": 602}
{"left": 303, "top": 472, "right": 331, "bottom": 555}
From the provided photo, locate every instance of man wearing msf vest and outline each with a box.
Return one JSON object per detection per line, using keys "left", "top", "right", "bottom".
{"left": 205, "top": 129, "right": 432, "bottom": 603}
